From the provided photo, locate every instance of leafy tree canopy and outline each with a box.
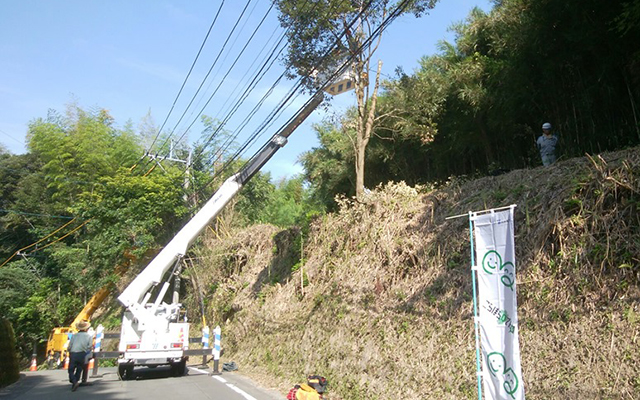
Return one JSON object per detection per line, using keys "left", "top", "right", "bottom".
{"left": 301, "top": 0, "right": 640, "bottom": 200}
{"left": 273, "top": 0, "right": 437, "bottom": 90}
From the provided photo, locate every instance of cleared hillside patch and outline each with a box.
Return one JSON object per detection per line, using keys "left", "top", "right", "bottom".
{"left": 185, "top": 148, "right": 640, "bottom": 399}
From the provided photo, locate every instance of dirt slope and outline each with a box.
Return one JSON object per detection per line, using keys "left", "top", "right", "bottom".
{"left": 186, "top": 148, "right": 640, "bottom": 399}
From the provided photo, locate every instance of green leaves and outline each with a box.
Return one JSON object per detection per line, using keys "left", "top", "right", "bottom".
{"left": 297, "top": 0, "right": 640, "bottom": 196}
{"left": 27, "top": 107, "right": 141, "bottom": 204}
{"left": 273, "top": 0, "right": 439, "bottom": 90}
{"left": 0, "top": 266, "right": 37, "bottom": 322}
{"left": 300, "top": 118, "right": 355, "bottom": 210}
{"left": 1, "top": 103, "right": 191, "bottom": 359}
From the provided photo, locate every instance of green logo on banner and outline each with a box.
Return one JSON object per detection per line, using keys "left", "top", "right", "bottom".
{"left": 481, "top": 250, "right": 515, "bottom": 291}
{"left": 487, "top": 352, "right": 519, "bottom": 399}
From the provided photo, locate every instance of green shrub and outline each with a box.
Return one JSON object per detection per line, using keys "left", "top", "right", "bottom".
{"left": 0, "top": 318, "right": 20, "bottom": 387}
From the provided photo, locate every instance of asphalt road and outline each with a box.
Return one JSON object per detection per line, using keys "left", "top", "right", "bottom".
{"left": 0, "top": 365, "right": 284, "bottom": 400}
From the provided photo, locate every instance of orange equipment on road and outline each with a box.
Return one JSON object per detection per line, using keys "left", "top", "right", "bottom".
{"left": 45, "top": 250, "right": 139, "bottom": 363}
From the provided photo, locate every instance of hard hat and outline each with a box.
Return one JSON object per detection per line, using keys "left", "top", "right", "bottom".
{"left": 542, "top": 122, "right": 552, "bottom": 130}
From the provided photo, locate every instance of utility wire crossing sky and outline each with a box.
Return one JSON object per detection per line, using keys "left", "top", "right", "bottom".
{"left": 0, "top": 0, "right": 492, "bottom": 179}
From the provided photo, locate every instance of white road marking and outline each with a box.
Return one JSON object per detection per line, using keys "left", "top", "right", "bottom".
{"left": 188, "top": 366, "right": 209, "bottom": 375}
{"left": 188, "top": 367, "right": 255, "bottom": 399}
{"left": 227, "top": 383, "right": 258, "bottom": 400}
{"left": 212, "top": 375, "right": 227, "bottom": 383}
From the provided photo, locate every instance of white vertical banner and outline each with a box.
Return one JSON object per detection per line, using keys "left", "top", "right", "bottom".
{"left": 471, "top": 206, "right": 525, "bottom": 400}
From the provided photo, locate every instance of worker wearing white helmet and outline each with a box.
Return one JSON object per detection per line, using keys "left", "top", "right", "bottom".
{"left": 536, "top": 122, "right": 558, "bottom": 166}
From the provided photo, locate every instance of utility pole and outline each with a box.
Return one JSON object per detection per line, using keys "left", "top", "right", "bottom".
{"left": 144, "top": 140, "right": 193, "bottom": 204}
{"left": 183, "top": 148, "right": 192, "bottom": 206}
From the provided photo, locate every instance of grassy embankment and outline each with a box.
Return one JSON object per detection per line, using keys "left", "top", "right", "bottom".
{"left": 181, "top": 148, "right": 640, "bottom": 399}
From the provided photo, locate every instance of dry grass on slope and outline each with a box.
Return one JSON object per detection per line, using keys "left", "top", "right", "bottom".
{"left": 186, "top": 148, "right": 640, "bottom": 400}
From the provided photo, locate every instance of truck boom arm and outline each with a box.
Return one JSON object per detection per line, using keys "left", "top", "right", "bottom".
{"left": 117, "top": 93, "right": 324, "bottom": 327}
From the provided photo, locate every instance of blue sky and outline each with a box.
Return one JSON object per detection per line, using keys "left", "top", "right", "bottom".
{"left": 0, "top": 0, "right": 492, "bottom": 180}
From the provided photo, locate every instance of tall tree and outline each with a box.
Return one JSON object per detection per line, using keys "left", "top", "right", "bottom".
{"left": 300, "top": 117, "right": 355, "bottom": 209}
{"left": 1, "top": 104, "right": 191, "bottom": 359}
{"left": 273, "top": 0, "right": 437, "bottom": 198}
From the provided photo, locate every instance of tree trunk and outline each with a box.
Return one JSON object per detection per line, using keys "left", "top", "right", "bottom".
{"left": 355, "top": 60, "right": 383, "bottom": 199}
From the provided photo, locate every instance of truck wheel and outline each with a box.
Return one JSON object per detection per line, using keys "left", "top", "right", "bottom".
{"left": 170, "top": 360, "right": 186, "bottom": 377}
{"left": 118, "top": 364, "right": 134, "bottom": 380}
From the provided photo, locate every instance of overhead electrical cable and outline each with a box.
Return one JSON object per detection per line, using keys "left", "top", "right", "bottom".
{"left": 141, "top": 0, "right": 315, "bottom": 184}
{"left": 149, "top": 0, "right": 255, "bottom": 163}
{"left": 223, "top": 0, "right": 381, "bottom": 161}
{"left": 212, "top": 0, "right": 412, "bottom": 191}
{"left": 181, "top": 0, "right": 266, "bottom": 126}
{"left": 170, "top": 1, "right": 276, "bottom": 147}
{"left": 142, "top": 0, "right": 227, "bottom": 156}
{"left": 145, "top": 0, "right": 379, "bottom": 205}
{"left": 25, "top": 219, "right": 92, "bottom": 255}
{"left": 195, "top": 34, "right": 289, "bottom": 166}
{"left": 187, "top": 0, "right": 333, "bottom": 171}
{"left": 0, "top": 209, "right": 75, "bottom": 219}
{"left": 0, "top": 128, "right": 25, "bottom": 146}
{"left": 187, "top": 5, "right": 352, "bottom": 187}
{"left": 186, "top": 30, "right": 289, "bottom": 168}
{"left": 209, "top": 22, "right": 284, "bottom": 124}
{"left": 0, "top": 4, "right": 271, "bottom": 270}
{"left": 174, "top": 0, "right": 323, "bottom": 172}
{"left": 209, "top": 0, "right": 369, "bottom": 158}
{"left": 0, "top": 217, "right": 77, "bottom": 268}
{"left": 134, "top": 1, "right": 285, "bottom": 199}
{"left": 194, "top": 0, "right": 381, "bottom": 192}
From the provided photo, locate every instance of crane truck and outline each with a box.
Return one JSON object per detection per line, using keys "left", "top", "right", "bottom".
{"left": 115, "top": 91, "right": 332, "bottom": 379}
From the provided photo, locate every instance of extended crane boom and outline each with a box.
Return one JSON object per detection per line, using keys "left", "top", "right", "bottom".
{"left": 115, "top": 92, "right": 325, "bottom": 379}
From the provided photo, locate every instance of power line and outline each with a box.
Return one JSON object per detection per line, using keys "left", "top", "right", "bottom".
{"left": 184, "top": 28, "right": 289, "bottom": 169}
{"left": 149, "top": 0, "right": 256, "bottom": 163}
{"left": 144, "top": 0, "right": 402, "bottom": 206}
{"left": 137, "top": 1, "right": 300, "bottom": 193}
{"left": 231, "top": 0, "right": 410, "bottom": 180}
{"left": 193, "top": 0, "right": 381, "bottom": 194}
{"left": 151, "top": 0, "right": 334, "bottom": 181}
{"left": 171, "top": 1, "right": 277, "bottom": 148}
{"left": 181, "top": 0, "right": 269, "bottom": 127}
{"left": 0, "top": 128, "right": 25, "bottom": 147}
{"left": 140, "top": 1, "right": 319, "bottom": 184}
{"left": 209, "top": 24, "right": 285, "bottom": 126}
{"left": 25, "top": 219, "right": 92, "bottom": 255}
{"left": 186, "top": 0, "right": 331, "bottom": 172}
{"left": 0, "top": 209, "right": 75, "bottom": 219}
{"left": 0, "top": 217, "right": 78, "bottom": 268}
{"left": 196, "top": 33, "right": 290, "bottom": 163}
{"left": 145, "top": 0, "right": 227, "bottom": 153}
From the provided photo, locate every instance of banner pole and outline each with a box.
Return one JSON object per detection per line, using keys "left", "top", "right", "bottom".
{"left": 469, "top": 212, "right": 483, "bottom": 400}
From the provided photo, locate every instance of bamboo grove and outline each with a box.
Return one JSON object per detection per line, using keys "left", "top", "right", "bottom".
{"left": 301, "top": 0, "right": 640, "bottom": 206}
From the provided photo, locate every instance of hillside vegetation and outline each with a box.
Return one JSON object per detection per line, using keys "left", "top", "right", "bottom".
{"left": 184, "top": 148, "right": 640, "bottom": 399}
{"left": 3, "top": 0, "right": 640, "bottom": 370}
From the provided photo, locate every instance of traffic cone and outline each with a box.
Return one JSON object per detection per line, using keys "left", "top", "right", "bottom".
{"left": 29, "top": 356, "right": 37, "bottom": 371}
{"left": 63, "top": 356, "right": 69, "bottom": 370}
{"left": 88, "top": 357, "right": 94, "bottom": 370}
